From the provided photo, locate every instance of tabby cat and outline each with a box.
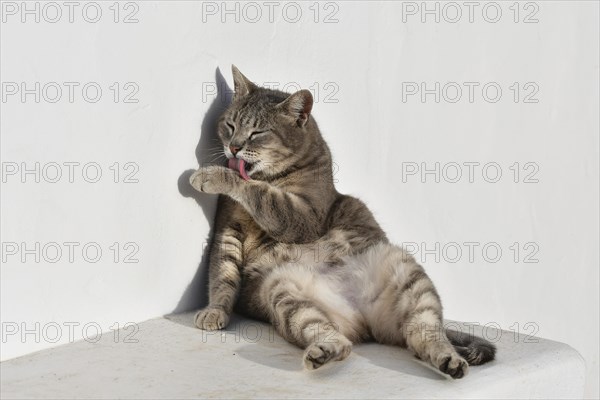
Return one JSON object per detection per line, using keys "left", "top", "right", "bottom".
{"left": 189, "top": 66, "right": 495, "bottom": 378}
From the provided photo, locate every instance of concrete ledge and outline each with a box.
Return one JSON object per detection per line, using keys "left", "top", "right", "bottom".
{"left": 0, "top": 313, "right": 585, "bottom": 399}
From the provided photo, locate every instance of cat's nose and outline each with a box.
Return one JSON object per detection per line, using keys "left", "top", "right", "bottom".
{"left": 229, "top": 145, "right": 241, "bottom": 156}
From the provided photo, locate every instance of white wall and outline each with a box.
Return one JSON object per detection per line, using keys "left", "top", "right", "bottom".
{"left": 1, "top": 1, "right": 598, "bottom": 397}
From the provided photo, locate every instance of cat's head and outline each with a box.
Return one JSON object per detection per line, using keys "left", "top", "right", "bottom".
{"left": 217, "top": 66, "right": 317, "bottom": 179}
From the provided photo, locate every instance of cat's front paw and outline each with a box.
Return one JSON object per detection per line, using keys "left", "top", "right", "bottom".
{"left": 194, "top": 307, "right": 230, "bottom": 331}
{"left": 189, "top": 166, "right": 239, "bottom": 194}
{"left": 436, "top": 352, "right": 469, "bottom": 379}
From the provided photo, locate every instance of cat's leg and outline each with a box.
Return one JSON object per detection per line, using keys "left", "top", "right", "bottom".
{"left": 403, "top": 306, "right": 469, "bottom": 379}
{"left": 189, "top": 164, "right": 329, "bottom": 243}
{"left": 195, "top": 225, "right": 243, "bottom": 331}
{"left": 363, "top": 244, "right": 469, "bottom": 379}
{"left": 261, "top": 270, "right": 353, "bottom": 370}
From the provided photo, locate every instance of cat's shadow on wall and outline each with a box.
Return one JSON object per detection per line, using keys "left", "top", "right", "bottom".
{"left": 173, "top": 67, "right": 233, "bottom": 314}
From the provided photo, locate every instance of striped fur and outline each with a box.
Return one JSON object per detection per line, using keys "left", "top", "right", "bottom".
{"left": 190, "top": 66, "right": 495, "bottom": 378}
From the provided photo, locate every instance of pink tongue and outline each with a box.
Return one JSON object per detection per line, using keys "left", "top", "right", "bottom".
{"left": 228, "top": 158, "right": 250, "bottom": 181}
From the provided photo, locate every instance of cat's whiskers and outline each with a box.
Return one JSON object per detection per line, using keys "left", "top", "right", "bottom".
{"left": 207, "top": 153, "right": 226, "bottom": 163}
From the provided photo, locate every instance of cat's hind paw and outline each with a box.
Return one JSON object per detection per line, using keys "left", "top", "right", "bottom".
{"left": 436, "top": 352, "right": 469, "bottom": 379}
{"left": 303, "top": 339, "right": 352, "bottom": 370}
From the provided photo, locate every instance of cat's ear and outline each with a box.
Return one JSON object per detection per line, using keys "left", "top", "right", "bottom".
{"left": 231, "top": 65, "right": 257, "bottom": 99}
{"left": 277, "top": 89, "right": 313, "bottom": 127}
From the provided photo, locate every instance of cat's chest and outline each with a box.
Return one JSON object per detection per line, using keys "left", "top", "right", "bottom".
{"left": 229, "top": 204, "right": 270, "bottom": 254}
{"left": 229, "top": 203, "right": 293, "bottom": 266}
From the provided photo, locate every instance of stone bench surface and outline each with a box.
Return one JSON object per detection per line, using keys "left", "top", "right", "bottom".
{"left": 0, "top": 313, "right": 585, "bottom": 399}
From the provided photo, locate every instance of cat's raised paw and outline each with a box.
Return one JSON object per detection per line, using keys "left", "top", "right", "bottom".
{"left": 303, "top": 340, "right": 352, "bottom": 370}
{"left": 194, "top": 307, "right": 229, "bottom": 331}
{"left": 189, "top": 166, "right": 238, "bottom": 194}
{"left": 437, "top": 353, "right": 469, "bottom": 379}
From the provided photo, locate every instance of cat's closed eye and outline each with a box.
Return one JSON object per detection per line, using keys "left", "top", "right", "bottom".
{"left": 249, "top": 130, "right": 269, "bottom": 140}
{"left": 225, "top": 122, "right": 235, "bottom": 135}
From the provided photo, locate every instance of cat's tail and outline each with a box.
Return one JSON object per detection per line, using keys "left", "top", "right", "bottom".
{"left": 445, "top": 329, "right": 496, "bottom": 365}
